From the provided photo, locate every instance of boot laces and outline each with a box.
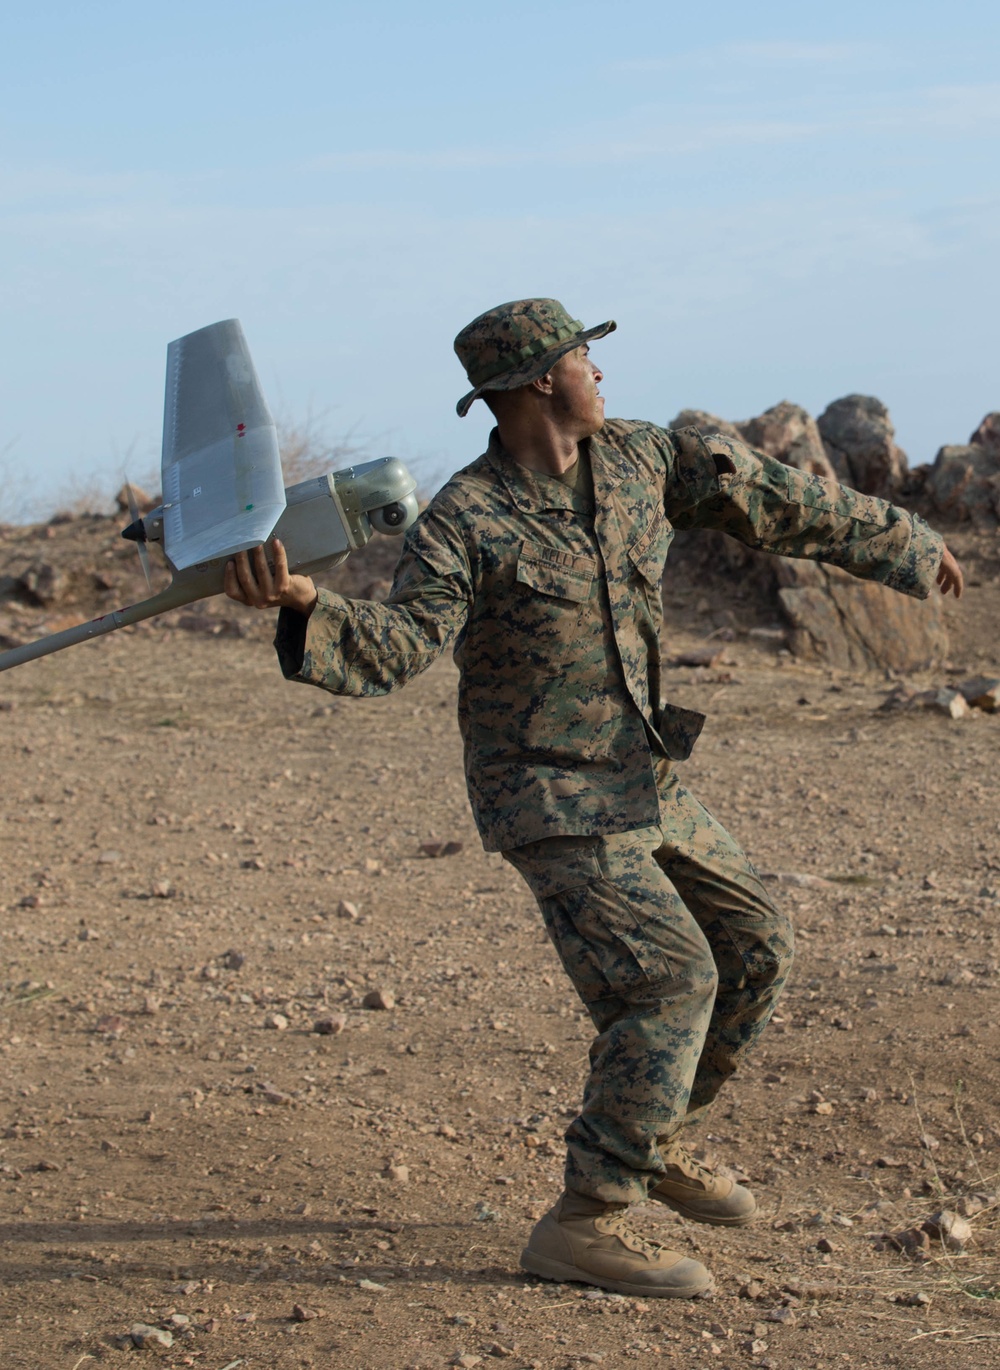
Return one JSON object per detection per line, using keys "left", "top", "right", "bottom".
{"left": 604, "top": 1209, "right": 667, "bottom": 1259}
{"left": 668, "top": 1142, "right": 714, "bottom": 1182}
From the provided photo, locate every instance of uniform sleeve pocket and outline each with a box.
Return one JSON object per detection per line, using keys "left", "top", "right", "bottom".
{"left": 517, "top": 543, "right": 596, "bottom": 602}
{"left": 627, "top": 508, "right": 675, "bottom": 584}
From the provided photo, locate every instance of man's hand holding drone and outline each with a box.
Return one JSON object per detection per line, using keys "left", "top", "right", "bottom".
{"left": 224, "top": 538, "right": 318, "bottom": 617}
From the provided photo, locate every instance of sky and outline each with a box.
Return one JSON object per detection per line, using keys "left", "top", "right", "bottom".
{"left": 2, "top": 0, "right": 999, "bottom": 518}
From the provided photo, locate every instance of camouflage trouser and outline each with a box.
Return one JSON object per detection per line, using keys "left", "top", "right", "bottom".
{"left": 502, "top": 766, "right": 793, "bottom": 1205}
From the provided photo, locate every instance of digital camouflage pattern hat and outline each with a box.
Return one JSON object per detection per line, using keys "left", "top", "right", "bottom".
{"left": 454, "top": 298, "right": 616, "bottom": 417}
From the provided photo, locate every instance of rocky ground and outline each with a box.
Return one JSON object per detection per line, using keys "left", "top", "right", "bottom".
{"left": 1, "top": 510, "right": 999, "bottom": 1370}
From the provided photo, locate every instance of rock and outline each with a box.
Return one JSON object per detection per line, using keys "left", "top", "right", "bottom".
{"left": 383, "top": 1162, "right": 409, "bottom": 1182}
{"left": 922, "top": 1210, "right": 973, "bottom": 1252}
{"left": 150, "top": 879, "right": 172, "bottom": 898}
{"left": 96, "top": 1014, "right": 126, "bottom": 1037}
{"left": 816, "top": 1237, "right": 836, "bottom": 1253}
{"left": 816, "top": 395, "right": 908, "bottom": 497}
{"left": 220, "top": 948, "right": 246, "bottom": 970}
{"left": 970, "top": 411, "right": 1000, "bottom": 455}
{"left": 362, "top": 989, "right": 395, "bottom": 1011}
{"left": 957, "top": 677, "right": 1000, "bottom": 712}
{"left": 449, "top": 1357, "right": 482, "bottom": 1369}
{"left": 739, "top": 1279, "right": 767, "bottom": 1301}
{"left": 956, "top": 1193, "right": 991, "bottom": 1218}
{"left": 163, "top": 1313, "right": 190, "bottom": 1330}
{"left": 895, "top": 1291, "right": 931, "bottom": 1307}
{"left": 129, "top": 1323, "right": 173, "bottom": 1349}
{"left": 667, "top": 646, "right": 726, "bottom": 668}
{"left": 776, "top": 560, "right": 949, "bottom": 674}
{"left": 115, "top": 483, "right": 157, "bottom": 513}
{"left": 291, "top": 1303, "right": 321, "bottom": 1321}
{"left": 739, "top": 401, "right": 839, "bottom": 481}
{"left": 888, "top": 1227, "right": 932, "bottom": 1259}
{"left": 910, "top": 688, "right": 970, "bottom": 719}
{"left": 313, "top": 1013, "right": 347, "bottom": 1035}
{"left": 668, "top": 409, "right": 744, "bottom": 441}
{"left": 926, "top": 441, "right": 1000, "bottom": 529}
{"left": 766, "top": 1305, "right": 797, "bottom": 1325}
{"left": 420, "top": 839, "right": 464, "bottom": 858}
{"left": 337, "top": 900, "right": 360, "bottom": 920}
{"left": 263, "top": 1012, "right": 289, "bottom": 1030}
{"left": 18, "top": 561, "right": 67, "bottom": 606}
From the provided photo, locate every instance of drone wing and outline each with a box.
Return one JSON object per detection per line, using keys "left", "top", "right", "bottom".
{"left": 161, "top": 319, "right": 286, "bottom": 571}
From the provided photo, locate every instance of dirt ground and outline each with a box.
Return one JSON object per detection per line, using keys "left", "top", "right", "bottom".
{"left": 1, "top": 517, "right": 999, "bottom": 1370}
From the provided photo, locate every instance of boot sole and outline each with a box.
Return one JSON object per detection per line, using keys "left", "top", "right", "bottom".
{"left": 519, "top": 1248, "right": 713, "bottom": 1299}
{"left": 650, "top": 1193, "right": 757, "bottom": 1227}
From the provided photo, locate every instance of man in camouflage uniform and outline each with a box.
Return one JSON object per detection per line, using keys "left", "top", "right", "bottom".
{"left": 226, "top": 299, "right": 963, "bottom": 1298}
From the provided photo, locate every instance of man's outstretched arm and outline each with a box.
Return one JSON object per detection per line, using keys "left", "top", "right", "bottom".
{"left": 665, "top": 429, "right": 964, "bottom": 602}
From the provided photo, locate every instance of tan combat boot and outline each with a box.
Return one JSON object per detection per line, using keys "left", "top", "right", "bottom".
{"left": 519, "top": 1191, "right": 713, "bottom": 1298}
{"left": 649, "top": 1141, "right": 757, "bottom": 1226}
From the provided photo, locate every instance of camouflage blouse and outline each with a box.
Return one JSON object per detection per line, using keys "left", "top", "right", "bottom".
{"left": 275, "top": 422, "right": 943, "bottom": 852}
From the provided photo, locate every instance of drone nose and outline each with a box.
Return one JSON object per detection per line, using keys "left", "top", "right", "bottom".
{"left": 121, "top": 518, "right": 145, "bottom": 543}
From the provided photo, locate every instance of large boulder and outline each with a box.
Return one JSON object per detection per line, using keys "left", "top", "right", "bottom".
{"left": 774, "top": 559, "right": 949, "bottom": 673}
{"left": 969, "top": 412, "right": 1000, "bottom": 456}
{"left": 668, "top": 409, "right": 743, "bottom": 440}
{"left": 925, "top": 438, "right": 1000, "bottom": 530}
{"left": 737, "top": 401, "right": 838, "bottom": 481}
{"left": 816, "top": 395, "right": 908, "bottom": 498}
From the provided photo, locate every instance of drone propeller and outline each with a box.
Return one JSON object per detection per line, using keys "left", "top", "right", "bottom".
{"left": 122, "top": 480, "right": 153, "bottom": 591}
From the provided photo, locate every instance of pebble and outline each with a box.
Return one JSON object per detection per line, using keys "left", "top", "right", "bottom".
{"left": 337, "top": 900, "right": 360, "bottom": 920}
{"left": 888, "top": 1227, "right": 932, "bottom": 1259}
{"left": 384, "top": 1163, "right": 409, "bottom": 1183}
{"left": 163, "top": 1313, "right": 190, "bottom": 1330}
{"left": 221, "top": 948, "right": 246, "bottom": 970}
{"left": 766, "top": 1305, "right": 797, "bottom": 1325}
{"left": 448, "top": 1356, "right": 481, "bottom": 1368}
{"left": 816, "top": 1237, "right": 836, "bottom": 1253}
{"left": 292, "top": 1303, "right": 321, "bottom": 1321}
{"left": 739, "top": 1280, "right": 767, "bottom": 1301}
{"left": 314, "top": 1013, "right": 347, "bottom": 1035}
{"left": 420, "top": 839, "right": 464, "bottom": 858}
{"left": 264, "top": 1012, "right": 289, "bottom": 1030}
{"left": 151, "top": 879, "right": 172, "bottom": 898}
{"left": 362, "top": 989, "right": 394, "bottom": 1011}
{"left": 129, "top": 1323, "right": 173, "bottom": 1349}
{"left": 923, "top": 1210, "right": 973, "bottom": 1252}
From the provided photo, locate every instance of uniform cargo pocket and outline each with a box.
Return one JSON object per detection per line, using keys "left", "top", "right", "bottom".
{"left": 504, "top": 839, "right": 678, "bottom": 1004}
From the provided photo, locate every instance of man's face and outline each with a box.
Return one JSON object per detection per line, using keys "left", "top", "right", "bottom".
{"left": 547, "top": 344, "right": 605, "bottom": 437}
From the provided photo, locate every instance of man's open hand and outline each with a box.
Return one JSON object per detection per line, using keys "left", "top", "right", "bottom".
{"left": 936, "top": 545, "right": 964, "bottom": 599}
{"left": 224, "top": 538, "right": 318, "bottom": 616}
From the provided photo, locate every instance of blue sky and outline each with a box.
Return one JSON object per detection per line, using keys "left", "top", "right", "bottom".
{"left": 2, "top": 1, "right": 999, "bottom": 516}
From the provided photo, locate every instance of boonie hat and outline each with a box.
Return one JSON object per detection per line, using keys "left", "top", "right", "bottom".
{"left": 454, "top": 298, "right": 616, "bottom": 417}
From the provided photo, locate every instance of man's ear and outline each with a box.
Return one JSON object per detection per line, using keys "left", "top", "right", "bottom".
{"left": 530, "top": 370, "right": 556, "bottom": 398}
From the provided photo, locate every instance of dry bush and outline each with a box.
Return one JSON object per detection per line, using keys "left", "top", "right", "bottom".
{"left": 276, "top": 414, "right": 373, "bottom": 486}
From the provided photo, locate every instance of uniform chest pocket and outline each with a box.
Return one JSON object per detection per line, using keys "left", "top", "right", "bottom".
{"left": 516, "top": 543, "right": 596, "bottom": 602}
{"left": 627, "top": 508, "right": 675, "bottom": 585}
